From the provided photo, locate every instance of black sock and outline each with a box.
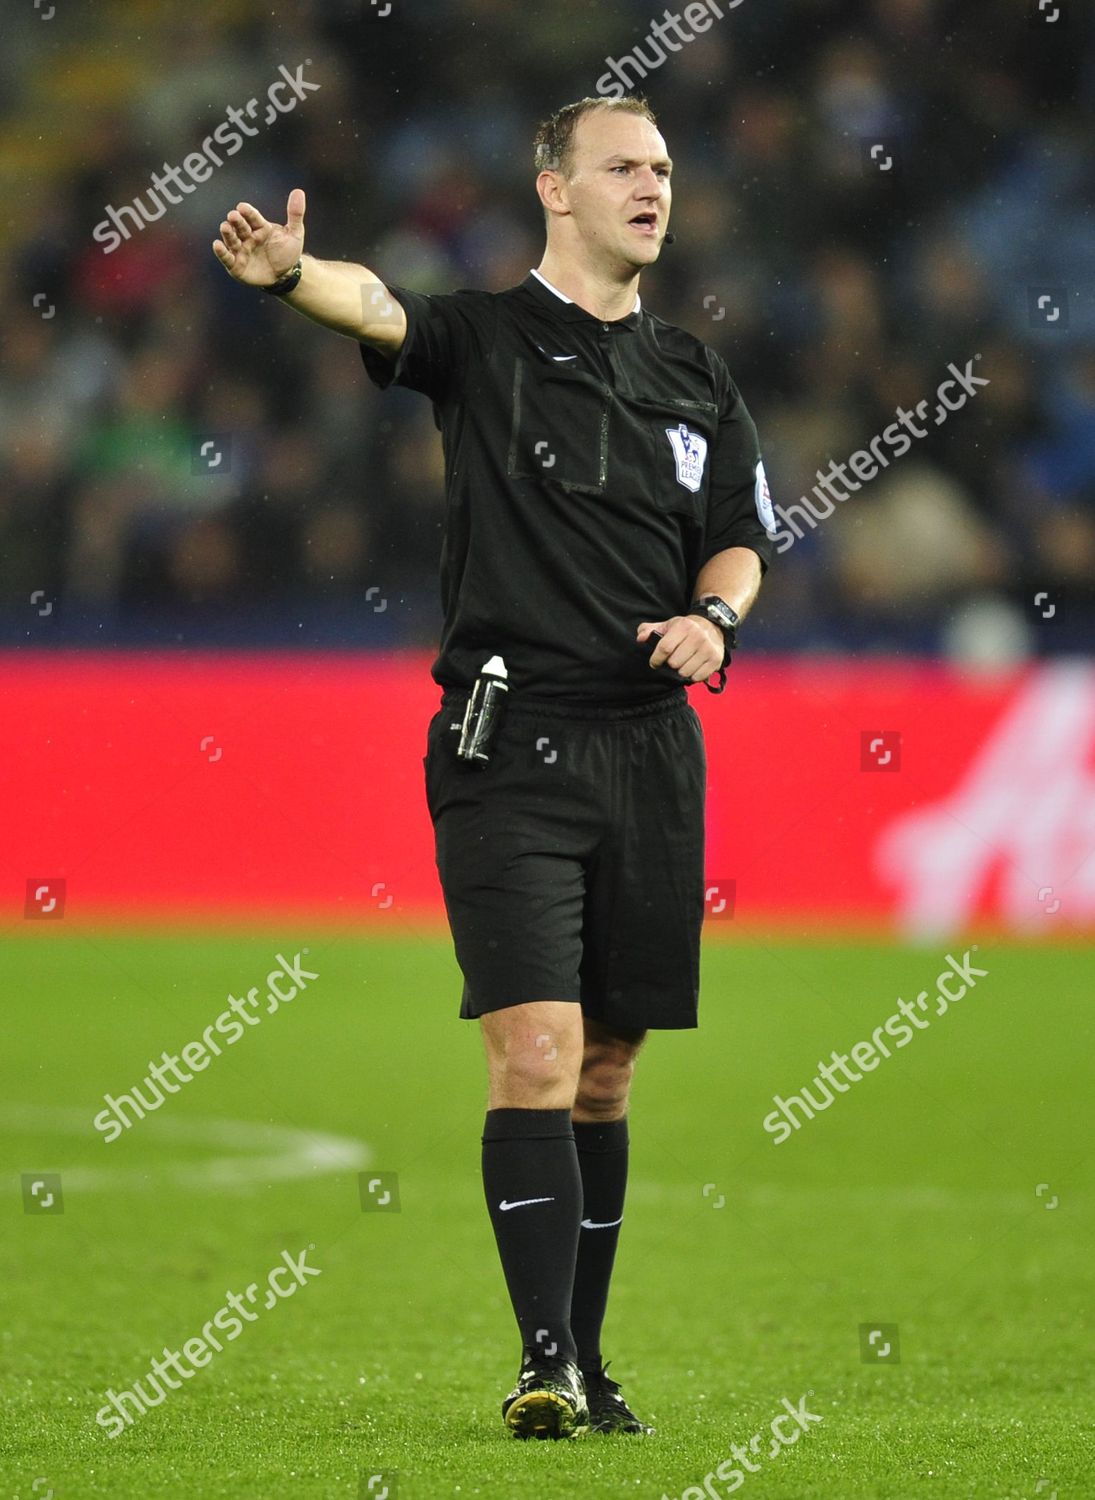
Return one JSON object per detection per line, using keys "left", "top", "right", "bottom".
{"left": 482, "top": 1107, "right": 582, "bottom": 1364}
{"left": 570, "top": 1116, "right": 629, "bottom": 1371}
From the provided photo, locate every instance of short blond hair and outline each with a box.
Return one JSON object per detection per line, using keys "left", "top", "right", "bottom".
{"left": 533, "top": 96, "right": 658, "bottom": 179}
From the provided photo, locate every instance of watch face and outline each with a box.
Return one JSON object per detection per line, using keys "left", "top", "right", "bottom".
{"left": 707, "top": 600, "right": 738, "bottom": 630}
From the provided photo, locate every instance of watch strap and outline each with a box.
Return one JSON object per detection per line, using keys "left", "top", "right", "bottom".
{"left": 260, "top": 259, "right": 304, "bottom": 296}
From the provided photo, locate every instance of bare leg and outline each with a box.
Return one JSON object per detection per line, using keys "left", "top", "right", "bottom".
{"left": 573, "top": 1016, "right": 646, "bottom": 1122}
{"left": 479, "top": 1000, "right": 587, "bottom": 1372}
{"left": 480, "top": 999, "right": 585, "bottom": 1109}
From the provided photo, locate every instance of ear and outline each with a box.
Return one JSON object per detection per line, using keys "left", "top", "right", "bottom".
{"left": 536, "top": 168, "right": 571, "bottom": 220}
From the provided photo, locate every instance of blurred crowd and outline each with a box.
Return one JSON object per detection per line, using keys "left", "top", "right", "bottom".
{"left": 3, "top": 0, "right": 1093, "bottom": 655}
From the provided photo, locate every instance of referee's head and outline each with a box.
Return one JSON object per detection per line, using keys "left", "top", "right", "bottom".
{"left": 533, "top": 97, "right": 672, "bottom": 276}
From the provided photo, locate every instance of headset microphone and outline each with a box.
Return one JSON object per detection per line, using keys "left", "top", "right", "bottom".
{"left": 663, "top": 232, "right": 676, "bottom": 244}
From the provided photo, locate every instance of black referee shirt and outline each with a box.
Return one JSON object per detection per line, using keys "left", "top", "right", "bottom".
{"left": 360, "top": 269, "right": 774, "bottom": 703}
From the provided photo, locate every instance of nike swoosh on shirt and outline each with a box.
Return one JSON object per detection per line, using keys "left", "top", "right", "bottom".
{"left": 499, "top": 1197, "right": 555, "bottom": 1211}
{"left": 580, "top": 1215, "right": 624, "bottom": 1229}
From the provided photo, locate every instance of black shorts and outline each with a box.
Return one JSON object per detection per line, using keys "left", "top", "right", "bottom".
{"left": 422, "top": 686, "right": 707, "bottom": 1030}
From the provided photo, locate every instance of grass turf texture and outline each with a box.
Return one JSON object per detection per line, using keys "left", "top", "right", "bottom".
{"left": 2, "top": 929, "right": 1092, "bottom": 1499}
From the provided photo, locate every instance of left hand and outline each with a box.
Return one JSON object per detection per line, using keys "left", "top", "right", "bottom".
{"left": 636, "top": 614, "right": 725, "bottom": 683}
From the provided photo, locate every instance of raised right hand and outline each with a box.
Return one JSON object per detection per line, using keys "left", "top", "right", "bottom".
{"left": 212, "top": 188, "right": 306, "bottom": 287}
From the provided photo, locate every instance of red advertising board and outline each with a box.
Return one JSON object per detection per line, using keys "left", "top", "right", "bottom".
{"left": 4, "top": 653, "right": 1092, "bottom": 936}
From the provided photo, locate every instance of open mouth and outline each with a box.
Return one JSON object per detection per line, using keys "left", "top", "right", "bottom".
{"left": 629, "top": 213, "right": 658, "bottom": 234}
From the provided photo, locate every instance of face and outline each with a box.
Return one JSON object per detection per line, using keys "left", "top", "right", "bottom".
{"left": 545, "top": 108, "right": 673, "bottom": 269}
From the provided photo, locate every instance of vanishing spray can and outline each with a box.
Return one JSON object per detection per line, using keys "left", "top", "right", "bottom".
{"left": 456, "top": 654, "right": 509, "bottom": 766}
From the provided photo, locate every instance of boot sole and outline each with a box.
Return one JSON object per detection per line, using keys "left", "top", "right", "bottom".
{"left": 504, "top": 1390, "right": 587, "bottom": 1440}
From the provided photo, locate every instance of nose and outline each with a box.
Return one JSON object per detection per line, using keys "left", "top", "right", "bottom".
{"left": 635, "top": 166, "right": 664, "bottom": 202}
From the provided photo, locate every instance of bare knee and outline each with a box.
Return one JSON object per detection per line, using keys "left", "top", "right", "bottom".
{"left": 481, "top": 1002, "right": 584, "bottom": 1109}
{"left": 573, "top": 1027, "right": 646, "bottom": 1122}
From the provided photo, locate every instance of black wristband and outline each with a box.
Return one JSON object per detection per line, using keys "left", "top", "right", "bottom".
{"left": 260, "top": 259, "right": 304, "bottom": 296}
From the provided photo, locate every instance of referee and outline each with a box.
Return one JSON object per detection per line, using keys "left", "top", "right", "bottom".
{"left": 213, "top": 95, "right": 774, "bottom": 1441}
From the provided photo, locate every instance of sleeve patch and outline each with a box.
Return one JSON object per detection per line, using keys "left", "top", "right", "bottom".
{"left": 755, "top": 459, "right": 776, "bottom": 533}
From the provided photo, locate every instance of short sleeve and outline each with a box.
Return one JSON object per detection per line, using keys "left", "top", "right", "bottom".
{"left": 358, "top": 284, "right": 493, "bottom": 405}
{"left": 699, "top": 363, "right": 776, "bottom": 573}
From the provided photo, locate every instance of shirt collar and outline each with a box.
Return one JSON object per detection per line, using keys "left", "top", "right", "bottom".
{"left": 523, "top": 268, "right": 642, "bottom": 328}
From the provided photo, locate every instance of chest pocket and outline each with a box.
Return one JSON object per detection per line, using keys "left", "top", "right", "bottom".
{"left": 507, "top": 357, "right": 610, "bottom": 495}
{"left": 650, "top": 398, "right": 718, "bottom": 518}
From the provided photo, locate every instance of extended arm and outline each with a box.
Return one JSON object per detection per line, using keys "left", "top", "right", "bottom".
{"left": 212, "top": 188, "right": 406, "bottom": 352}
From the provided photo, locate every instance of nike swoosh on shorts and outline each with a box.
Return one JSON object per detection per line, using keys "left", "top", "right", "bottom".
{"left": 498, "top": 1196, "right": 556, "bottom": 1211}
{"left": 580, "top": 1215, "right": 624, "bottom": 1229}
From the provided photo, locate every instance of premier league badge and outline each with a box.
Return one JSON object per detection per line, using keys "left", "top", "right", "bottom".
{"left": 665, "top": 422, "right": 708, "bottom": 494}
{"left": 754, "top": 458, "right": 776, "bottom": 532}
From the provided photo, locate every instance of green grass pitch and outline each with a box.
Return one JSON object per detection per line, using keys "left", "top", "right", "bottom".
{"left": 3, "top": 928, "right": 1092, "bottom": 1498}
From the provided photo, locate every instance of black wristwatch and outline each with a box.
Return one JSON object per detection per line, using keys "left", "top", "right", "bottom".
{"left": 690, "top": 595, "right": 740, "bottom": 654}
{"left": 688, "top": 594, "right": 740, "bottom": 694}
{"left": 260, "top": 259, "right": 304, "bottom": 296}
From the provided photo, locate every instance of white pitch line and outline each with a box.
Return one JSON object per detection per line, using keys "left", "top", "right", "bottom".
{"left": 2, "top": 1105, "right": 370, "bottom": 1193}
